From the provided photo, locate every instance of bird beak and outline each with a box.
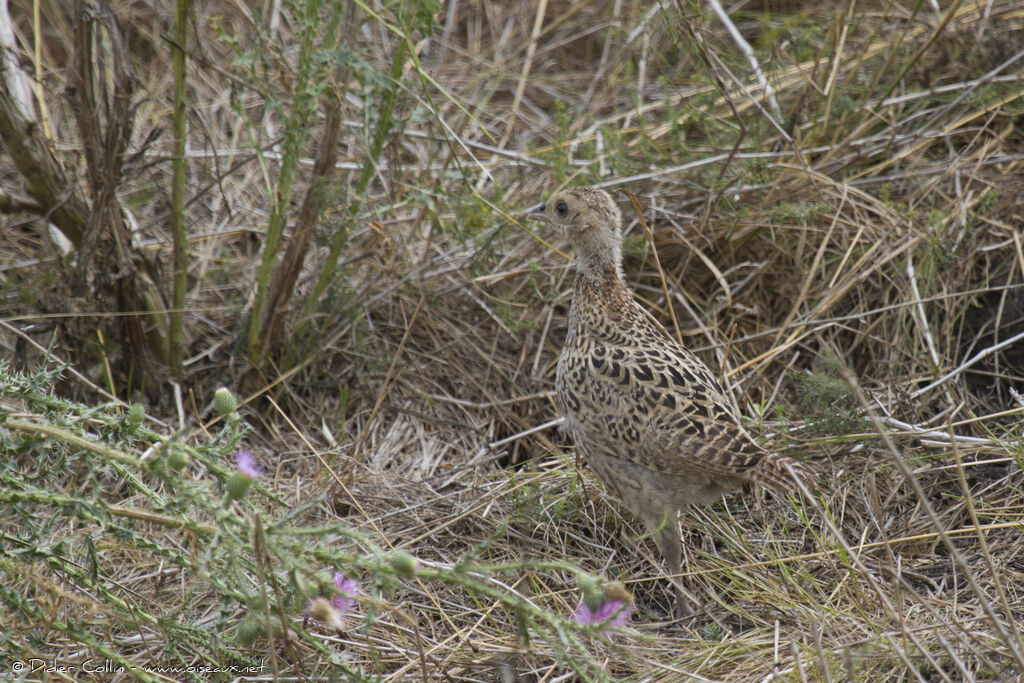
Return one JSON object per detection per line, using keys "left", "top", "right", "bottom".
{"left": 526, "top": 203, "right": 546, "bottom": 218}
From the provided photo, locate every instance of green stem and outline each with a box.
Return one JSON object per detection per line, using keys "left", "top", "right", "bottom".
{"left": 246, "top": 0, "right": 324, "bottom": 363}
{"left": 291, "top": 37, "right": 409, "bottom": 356}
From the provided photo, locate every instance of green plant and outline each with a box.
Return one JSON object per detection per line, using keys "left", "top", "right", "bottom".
{"left": 790, "top": 356, "right": 866, "bottom": 435}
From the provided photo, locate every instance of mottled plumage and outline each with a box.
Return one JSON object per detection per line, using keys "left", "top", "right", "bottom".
{"left": 533, "top": 186, "right": 813, "bottom": 617}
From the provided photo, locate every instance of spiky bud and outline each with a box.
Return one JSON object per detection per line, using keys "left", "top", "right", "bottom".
{"left": 577, "top": 574, "right": 602, "bottom": 611}
{"left": 167, "top": 449, "right": 189, "bottom": 471}
{"left": 125, "top": 403, "right": 145, "bottom": 431}
{"left": 214, "top": 387, "right": 238, "bottom": 416}
{"left": 390, "top": 550, "right": 418, "bottom": 578}
{"left": 236, "top": 618, "right": 260, "bottom": 646}
{"left": 226, "top": 472, "right": 253, "bottom": 501}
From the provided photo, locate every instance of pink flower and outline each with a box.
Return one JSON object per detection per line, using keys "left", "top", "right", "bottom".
{"left": 572, "top": 580, "right": 634, "bottom": 632}
{"left": 235, "top": 450, "right": 262, "bottom": 479}
{"left": 307, "top": 573, "right": 361, "bottom": 632}
{"left": 574, "top": 599, "right": 633, "bottom": 629}
{"left": 331, "top": 572, "right": 360, "bottom": 615}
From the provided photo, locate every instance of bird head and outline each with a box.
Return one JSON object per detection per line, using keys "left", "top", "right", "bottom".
{"left": 530, "top": 187, "right": 620, "bottom": 237}
{"left": 529, "top": 187, "right": 624, "bottom": 281}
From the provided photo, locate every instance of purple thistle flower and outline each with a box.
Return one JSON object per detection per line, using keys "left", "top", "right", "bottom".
{"left": 235, "top": 450, "right": 262, "bottom": 479}
{"left": 574, "top": 598, "right": 634, "bottom": 630}
{"left": 305, "top": 573, "right": 362, "bottom": 632}
{"left": 572, "top": 581, "right": 634, "bottom": 633}
{"left": 331, "top": 572, "right": 360, "bottom": 616}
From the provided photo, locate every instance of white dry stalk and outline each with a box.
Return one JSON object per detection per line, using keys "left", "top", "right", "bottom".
{"left": 0, "top": 0, "right": 33, "bottom": 119}
{"left": 488, "top": 416, "right": 564, "bottom": 450}
{"left": 499, "top": 0, "right": 548, "bottom": 150}
{"left": 905, "top": 253, "right": 955, "bottom": 409}
{"left": 637, "top": 31, "right": 650, "bottom": 104}
{"left": 881, "top": 73, "right": 1024, "bottom": 108}
{"left": 919, "top": 47, "right": 1024, "bottom": 134}
{"left": 627, "top": 0, "right": 670, "bottom": 43}
{"left": 878, "top": 416, "right": 1019, "bottom": 451}
{"left": 911, "top": 328, "right": 1024, "bottom": 399}
{"left": 444, "top": 273, "right": 515, "bottom": 337}
{"left": 1, "top": 0, "right": 75, "bottom": 258}
{"left": 1011, "top": 387, "right": 1024, "bottom": 408}
{"left": 706, "top": 0, "right": 783, "bottom": 123}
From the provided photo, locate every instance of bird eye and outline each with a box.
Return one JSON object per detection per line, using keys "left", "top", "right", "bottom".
{"left": 556, "top": 201, "right": 568, "bottom": 217}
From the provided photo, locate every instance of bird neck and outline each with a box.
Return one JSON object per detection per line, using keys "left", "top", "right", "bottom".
{"left": 575, "top": 247, "right": 625, "bottom": 290}
{"left": 576, "top": 262, "right": 624, "bottom": 287}
{"left": 571, "top": 264, "right": 635, "bottom": 327}
{"left": 570, "top": 223, "right": 623, "bottom": 284}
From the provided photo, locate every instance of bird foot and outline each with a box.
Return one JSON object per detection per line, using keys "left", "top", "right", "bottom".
{"left": 673, "top": 591, "right": 693, "bottom": 620}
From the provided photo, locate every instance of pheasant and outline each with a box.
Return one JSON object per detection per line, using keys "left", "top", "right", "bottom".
{"left": 532, "top": 186, "right": 813, "bottom": 617}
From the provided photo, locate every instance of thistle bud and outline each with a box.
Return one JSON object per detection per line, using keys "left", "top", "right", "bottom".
{"left": 214, "top": 387, "right": 238, "bottom": 416}
{"left": 125, "top": 403, "right": 145, "bottom": 431}
{"left": 577, "top": 574, "right": 602, "bottom": 611}
{"left": 167, "top": 449, "right": 190, "bottom": 471}
{"left": 390, "top": 550, "right": 418, "bottom": 578}
{"left": 226, "top": 472, "right": 253, "bottom": 501}
{"left": 236, "top": 618, "right": 260, "bottom": 646}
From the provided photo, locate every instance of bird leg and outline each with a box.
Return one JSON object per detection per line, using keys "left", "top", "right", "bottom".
{"left": 646, "top": 512, "right": 691, "bottom": 619}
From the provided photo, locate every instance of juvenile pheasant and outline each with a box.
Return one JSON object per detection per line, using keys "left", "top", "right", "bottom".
{"left": 532, "top": 186, "right": 812, "bottom": 617}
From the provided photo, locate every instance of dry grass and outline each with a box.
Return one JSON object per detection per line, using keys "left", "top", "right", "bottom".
{"left": 2, "top": 0, "right": 1024, "bottom": 680}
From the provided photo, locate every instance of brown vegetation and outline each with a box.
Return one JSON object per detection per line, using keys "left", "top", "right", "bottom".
{"left": 1, "top": 0, "right": 1024, "bottom": 680}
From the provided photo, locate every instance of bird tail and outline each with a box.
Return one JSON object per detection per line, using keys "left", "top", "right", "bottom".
{"left": 751, "top": 451, "right": 815, "bottom": 494}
